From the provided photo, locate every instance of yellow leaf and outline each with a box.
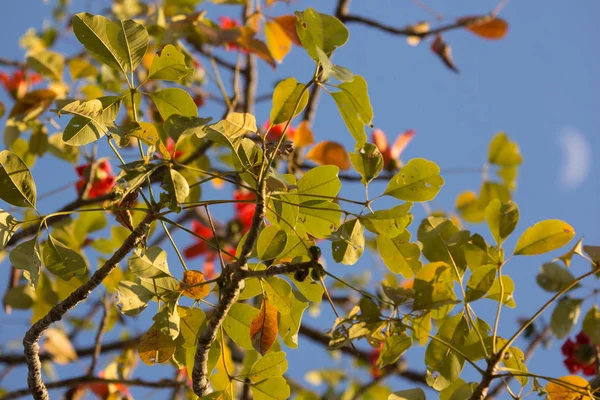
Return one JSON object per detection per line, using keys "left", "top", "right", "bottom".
{"left": 179, "top": 270, "right": 211, "bottom": 300}
{"left": 250, "top": 298, "right": 278, "bottom": 355}
{"left": 459, "top": 16, "right": 508, "bottom": 40}
{"left": 273, "top": 15, "right": 301, "bottom": 46}
{"left": 545, "top": 375, "right": 593, "bottom": 400}
{"left": 138, "top": 324, "right": 176, "bottom": 365}
{"left": 306, "top": 141, "right": 351, "bottom": 170}
{"left": 212, "top": 177, "right": 225, "bottom": 189}
{"left": 294, "top": 120, "right": 314, "bottom": 147}
{"left": 43, "top": 328, "right": 78, "bottom": 364}
{"left": 265, "top": 21, "right": 292, "bottom": 63}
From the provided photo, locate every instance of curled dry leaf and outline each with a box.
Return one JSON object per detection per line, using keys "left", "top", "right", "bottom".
{"left": 179, "top": 269, "right": 211, "bottom": 299}
{"left": 405, "top": 22, "right": 430, "bottom": 46}
{"left": 114, "top": 191, "right": 138, "bottom": 231}
{"left": 430, "top": 34, "right": 459, "bottom": 73}
{"left": 458, "top": 15, "right": 508, "bottom": 40}
{"left": 306, "top": 141, "right": 351, "bottom": 170}
{"left": 250, "top": 298, "right": 279, "bottom": 355}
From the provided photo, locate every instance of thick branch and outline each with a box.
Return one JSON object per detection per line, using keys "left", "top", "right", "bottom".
{"left": 1, "top": 376, "right": 184, "bottom": 400}
{"left": 22, "top": 212, "right": 156, "bottom": 400}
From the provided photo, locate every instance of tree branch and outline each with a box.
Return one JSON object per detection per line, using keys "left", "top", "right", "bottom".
{"left": 1, "top": 376, "right": 184, "bottom": 400}
{"left": 22, "top": 211, "right": 157, "bottom": 400}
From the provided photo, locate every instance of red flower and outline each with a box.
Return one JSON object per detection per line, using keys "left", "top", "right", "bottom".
{"left": 369, "top": 342, "right": 385, "bottom": 378}
{"left": 193, "top": 94, "right": 205, "bottom": 108}
{"left": 183, "top": 221, "right": 236, "bottom": 279}
{"left": 561, "top": 331, "right": 597, "bottom": 376}
{"left": 0, "top": 70, "right": 42, "bottom": 100}
{"left": 234, "top": 189, "right": 256, "bottom": 232}
{"left": 166, "top": 137, "right": 184, "bottom": 160}
{"left": 75, "top": 159, "right": 115, "bottom": 198}
{"left": 372, "top": 128, "right": 415, "bottom": 170}
{"left": 263, "top": 120, "right": 296, "bottom": 142}
{"left": 219, "top": 17, "right": 242, "bottom": 51}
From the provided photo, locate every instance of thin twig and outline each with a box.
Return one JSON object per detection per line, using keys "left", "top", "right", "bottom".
{"left": 86, "top": 297, "right": 110, "bottom": 377}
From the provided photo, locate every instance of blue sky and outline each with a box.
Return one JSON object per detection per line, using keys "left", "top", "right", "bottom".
{"left": 1, "top": 0, "right": 599, "bottom": 399}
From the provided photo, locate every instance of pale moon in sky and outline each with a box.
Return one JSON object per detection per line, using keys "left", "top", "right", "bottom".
{"left": 558, "top": 127, "right": 591, "bottom": 190}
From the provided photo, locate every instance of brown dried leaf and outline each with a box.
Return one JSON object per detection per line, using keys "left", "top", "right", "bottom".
{"left": 179, "top": 270, "right": 211, "bottom": 300}
{"left": 430, "top": 34, "right": 459, "bottom": 73}
{"left": 306, "top": 141, "right": 351, "bottom": 170}
{"left": 138, "top": 324, "right": 176, "bottom": 365}
{"left": 250, "top": 298, "right": 279, "bottom": 355}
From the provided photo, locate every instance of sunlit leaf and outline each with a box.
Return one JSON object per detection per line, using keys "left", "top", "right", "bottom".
{"left": 384, "top": 158, "right": 444, "bottom": 202}
{"left": 150, "top": 88, "right": 198, "bottom": 120}
{"left": 0, "top": 150, "right": 37, "bottom": 208}
{"left": 332, "top": 218, "right": 365, "bottom": 265}
{"left": 306, "top": 141, "right": 350, "bottom": 170}
{"left": 485, "top": 199, "right": 519, "bottom": 246}
{"left": 330, "top": 76, "right": 373, "bottom": 147}
{"left": 147, "top": 44, "right": 194, "bottom": 81}
{"left": 377, "top": 231, "right": 421, "bottom": 278}
{"left": 349, "top": 143, "right": 383, "bottom": 185}
{"left": 180, "top": 270, "right": 211, "bottom": 300}
{"left": 138, "top": 323, "right": 177, "bottom": 365}
{"left": 248, "top": 351, "right": 288, "bottom": 383}
{"left": 295, "top": 8, "right": 348, "bottom": 61}
{"left": 265, "top": 21, "right": 292, "bottom": 63}
{"left": 224, "top": 303, "right": 260, "bottom": 350}
{"left": 43, "top": 235, "right": 88, "bottom": 280}
{"left": 61, "top": 96, "right": 121, "bottom": 146}
{"left": 26, "top": 49, "right": 64, "bottom": 81}
{"left": 270, "top": 77, "right": 309, "bottom": 125}
{"left": 514, "top": 220, "right": 575, "bottom": 256}
{"left": 10, "top": 238, "right": 41, "bottom": 287}
{"left": 545, "top": 375, "right": 593, "bottom": 400}
{"left": 459, "top": 16, "right": 508, "bottom": 40}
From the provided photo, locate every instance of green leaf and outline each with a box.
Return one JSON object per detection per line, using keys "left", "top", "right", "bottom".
{"left": 485, "top": 275, "right": 515, "bottom": 307}
{"left": 164, "top": 115, "right": 212, "bottom": 143}
{"left": 485, "top": 199, "right": 519, "bottom": 246}
{"left": 10, "top": 238, "right": 41, "bottom": 287}
{"left": 330, "top": 76, "right": 372, "bottom": 146}
{"left": 349, "top": 143, "right": 383, "bottom": 185}
{"left": 488, "top": 132, "right": 522, "bottom": 166}
{"left": 68, "top": 58, "right": 98, "bottom": 80}
{"left": 497, "top": 339, "right": 528, "bottom": 386}
{"left": 413, "top": 262, "right": 457, "bottom": 319}
{"left": 263, "top": 277, "right": 294, "bottom": 315}
{"left": 128, "top": 247, "right": 170, "bottom": 278}
{"left": 72, "top": 13, "right": 128, "bottom": 74}
{"left": 389, "top": 388, "right": 426, "bottom": 400}
{"left": 162, "top": 168, "right": 190, "bottom": 208}
{"left": 278, "top": 290, "right": 308, "bottom": 348}
{"left": 47, "top": 133, "right": 79, "bottom": 163}
{"left": 43, "top": 235, "right": 88, "bottom": 280}
{"left": 116, "top": 280, "right": 154, "bottom": 315}
{"left": 582, "top": 305, "right": 600, "bottom": 344}
{"left": 332, "top": 218, "right": 365, "bottom": 265}
{"left": 377, "top": 231, "right": 421, "bottom": 277}
{"left": 0, "top": 150, "right": 37, "bottom": 208}
{"left": 513, "top": 219, "right": 575, "bottom": 256}
{"left": 384, "top": 159, "right": 444, "bottom": 202}
{"left": 61, "top": 96, "right": 121, "bottom": 146}
{"left": 376, "top": 334, "right": 412, "bottom": 369}
{"left": 115, "top": 19, "right": 149, "bottom": 72}
{"left": 425, "top": 314, "right": 468, "bottom": 390}
{"left": 147, "top": 44, "right": 194, "bottom": 81}
{"left": 465, "top": 264, "right": 496, "bottom": 303}
{"left": 248, "top": 351, "right": 288, "bottom": 383}
{"left": 223, "top": 303, "right": 259, "bottom": 350}
{"left": 361, "top": 203, "right": 412, "bottom": 238}
{"left": 26, "top": 50, "right": 64, "bottom": 81}
{"left": 270, "top": 78, "right": 309, "bottom": 125}
{"left": 0, "top": 208, "right": 19, "bottom": 250}
{"left": 205, "top": 112, "right": 257, "bottom": 151}
{"left": 295, "top": 8, "right": 348, "bottom": 60}
{"left": 298, "top": 201, "right": 341, "bottom": 239}
{"left": 3, "top": 285, "right": 35, "bottom": 309}
{"left": 551, "top": 297, "right": 582, "bottom": 339}
{"left": 417, "top": 217, "right": 468, "bottom": 277}
{"left": 297, "top": 165, "right": 341, "bottom": 200}
{"left": 153, "top": 302, "right": 180, "bottom": 339}
{"left": 257, "top": 226, "right": 288, "bottom": 261}
{"left": 150, "top": 88, "right": 198, "bottom": 120}
{"left": 250, "top": 377, "right": 290, "bottom": 400}
{"left": 536, "top": 262, "right": 577, "bottom": 292}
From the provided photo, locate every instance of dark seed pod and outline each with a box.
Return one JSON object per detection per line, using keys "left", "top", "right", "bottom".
{"left": 309, "top": 246, "right": 321, "bottom": 261}
{"left": 294, "top": 267, "right": 309, "bottom": 282}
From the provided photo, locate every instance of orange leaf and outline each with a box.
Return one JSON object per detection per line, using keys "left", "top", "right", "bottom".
{"left": 273, "top": 15, "right": 301, "bottom": 46}
{"left": 293, "top": 120, "right": 314, "bottom": 147}
{"left": 306, "top": 141, "right": 351, "bottom": 170}
{"left": 179, "top": 270, "right": 211, "bottom": 300}
{"left": 390, "top": 129, "right": 415, "bottom": 160}
{"left": 250, "top": 298, "right": 278, "bottom": 355}
{"left": 459, "top": 16, "right": 508, "bottom": 40}
{"left": 265, "top": 21, "right": 292, "bottom": 63}
{"left": 238, "top": 27, "right": 277, "bottom": 68}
